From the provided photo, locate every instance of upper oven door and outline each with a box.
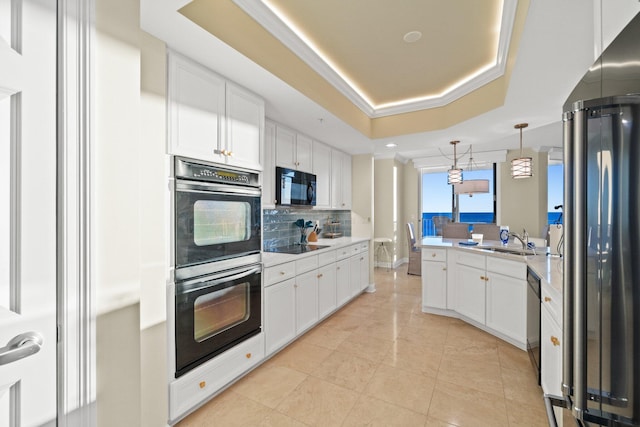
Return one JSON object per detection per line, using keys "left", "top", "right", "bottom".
{"left": 175, "top": 179, "right": 261, "bottom": 276}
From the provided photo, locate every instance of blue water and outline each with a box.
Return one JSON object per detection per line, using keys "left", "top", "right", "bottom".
{"left": 422, "top": 212, "right": 563, "bottom": 236}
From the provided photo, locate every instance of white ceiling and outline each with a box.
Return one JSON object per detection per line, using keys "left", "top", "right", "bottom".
{"left": 141, "top": 0, "right": 633, "bottom": 165}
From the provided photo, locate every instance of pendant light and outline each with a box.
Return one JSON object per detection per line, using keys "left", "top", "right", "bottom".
{"left": 511, "top": 123, "right": 533, "bottom": 179}
{"left": 447, "top": 140, "right": 463, "bottom": 184}
{"left": 454, "top": 145, "right": 490, "bottom": 196}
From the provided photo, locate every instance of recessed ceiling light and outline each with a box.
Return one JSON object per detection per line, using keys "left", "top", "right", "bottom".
{"left": 385, "top": 143, "right": 397, "bottom": 148}
{"left": 403, "top": 31, "right": 422, "bottom": 43}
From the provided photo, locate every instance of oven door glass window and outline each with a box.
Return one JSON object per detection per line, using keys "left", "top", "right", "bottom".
{"left": 194, "top": 200, "right": 251, "bottom": 246}
{"left": 194, "top": 282, "right": 249, "bottom": 342}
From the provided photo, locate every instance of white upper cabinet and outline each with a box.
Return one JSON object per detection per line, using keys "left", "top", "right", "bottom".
{"left": 168, "top": 51, "right": 264, "bottom": 170}
{"left": 312, "top": 141, "right": 331, "bottom": 209}
{"left": 168, "top": 52, "right": 225, "bottom": 162}
{"left": 275, "top": 126, "right": 313, "bottom": 173}
{"left": 331, "top": 149, "right": 352, "bottom": 209}
{"left": 262, "top": 120, "right": 277, "bottom": 208}
{"left": 226, "top": 82, "right": 264, "bottom": 171}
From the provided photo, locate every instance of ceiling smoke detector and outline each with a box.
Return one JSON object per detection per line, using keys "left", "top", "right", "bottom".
{"left": 403, "top": 31, "right": 422, "bottom": 43}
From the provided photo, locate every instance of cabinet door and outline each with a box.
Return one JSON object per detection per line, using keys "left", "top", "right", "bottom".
{"left": 422, "top": 260, "right": 447, "bottom": 309}
{"left": 262, "top": 121, "right": 276, "bottom": 208}
{"left": 349, "top": 255, "right": 361, "bottom": 297}
{"left": 225, "top": 82, "right": 264, "bottom": 171}
{"left": 295, "top": 133, "right": 313, "bottom": 173}
{"left": 359, "top": 250, "right": 370, "bottom": 291}
{"left": 456, "top": 264, "right": 486, "bottom": 324}
{"left": 275, "top": 126, "right": 297, "bottom": 169}
{"left": 330, "top": 150, "right": 343, "bottom": 209}
{"left": 295, "top": 270, "right": 318, "bottom": 335}
{"left": 264, "top": 279, "right": 296, "bottom": 355}
{"left": 336, "top": 259, "right": 350, "bottom": 307}
{"left": 541, "top": 304, "right": 563, "bottom": 395}
{"left": 486, "top": 272, "right": 526, "bottom": 344}
{"left": 317, "top": 264, "right": 337, "bottom": 319}
{"left": 341, "top": 152, "right": 352, "bottom": 209}
{"left": 168, "top": 53, "right": 225, "bottom": 162}
{"left": 312, "top": 141, "right": 332, "bottom": 209}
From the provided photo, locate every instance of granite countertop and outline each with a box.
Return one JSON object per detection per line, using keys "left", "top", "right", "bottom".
{"left": 419, "top": 236, "right": 563, "bottom": 296}
{"left": 262, "top": 236, "right": 370, "bottom": 267}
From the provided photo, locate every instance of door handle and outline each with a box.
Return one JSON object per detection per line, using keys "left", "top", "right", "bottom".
{"left": 0, "top": 332, "right": 44, "bottom": 365}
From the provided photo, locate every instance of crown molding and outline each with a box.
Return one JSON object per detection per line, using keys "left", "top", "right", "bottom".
{"left": 233, "top": 0, "right": 517, "bottom": 118}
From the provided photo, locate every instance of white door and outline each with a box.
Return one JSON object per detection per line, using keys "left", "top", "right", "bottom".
{"left": 0, "top": 0, "right": 57, "bottom": 425}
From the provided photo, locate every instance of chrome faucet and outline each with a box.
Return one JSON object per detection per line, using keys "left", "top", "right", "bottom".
{"left": 509, "top": 232, "right": 527, "bottom": 250}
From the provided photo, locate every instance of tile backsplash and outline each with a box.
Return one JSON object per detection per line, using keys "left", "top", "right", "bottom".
{"left": 262, "top": 208, "right": 351, "bottom": 249}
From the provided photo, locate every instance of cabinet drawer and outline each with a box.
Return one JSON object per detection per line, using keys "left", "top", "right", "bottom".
{"left": 296, "top": 255, "right": 318, "bottom": 274}
{"left": 336, "top": 245, "right": 352, "bottom": 260}
{"left": 456, "top": 251, "right": 485, "bottom": 269}
{"left": 318, "top": 250, "right": 336, "bottom": 266}
{"left": 360, "top": 241, "right": 369, "bottom": 252}
{"left": 486, "top": 256, "right": 525, "bottom": 279}
{"left": 169, "top": 333, "right": 264, "bottom": 423}
{"left": 541, "top": 280, "right": 561, "bottom": 324}
{"left": 264, "top": 262, "right": 296, "bottom": 286}
{"left": 422, "top": 248, "right": 446, "bottom": 262}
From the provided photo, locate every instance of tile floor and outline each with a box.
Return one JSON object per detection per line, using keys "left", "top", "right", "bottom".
{"left": 177, "top": 266, "right": 548, "bottom": 426}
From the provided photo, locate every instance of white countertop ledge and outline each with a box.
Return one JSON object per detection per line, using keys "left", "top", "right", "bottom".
{"left": 262, "top": 237, "right": 370, "bottom": 267}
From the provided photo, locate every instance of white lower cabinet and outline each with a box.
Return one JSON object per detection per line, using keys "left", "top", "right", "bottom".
{"left": 318, "top": 263, "right": 337, "bottom": 319}
{"left": 456, "top": 263, "right": 486, "bottom": 324}
{"left": 485, "top": 257, "right": 527, "bottom": 344}
{"left": 541, "top": 298, "right": 563, "bottom": 395}
{"left": 264, "top": 278, "right": 296, "bottom": 355}
{"left": 421, "top": 248, "right": 448, "bottom": 310}
{"left": 349, "top": 253, "right": 361, "bottom": 297}
{"left": 295, "top": 270, "right": 319, "bottom": 334}
{"left": 169, "top": 333, "right": 264, "bottom": 423}
{"left": 335, "top": 258, "right": 350, "bottom": 307}
{"left": 359, "top": 245, "right": 370, "bottom": 291}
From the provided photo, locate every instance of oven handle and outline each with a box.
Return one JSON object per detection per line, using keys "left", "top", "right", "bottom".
{"left": 176, "top": 180, "right": 261, "bottom": 197}
{"left": 176, "top": 264, "right": 262, "bottom": 296}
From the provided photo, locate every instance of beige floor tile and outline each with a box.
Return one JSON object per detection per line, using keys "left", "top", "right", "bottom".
{"left": 299, "top": 322, "right": 352, "bottom": 350}
{"left": 443, "top": 342, "right": 500, "bottom": 366}
{"left": 336, "top": 331, "right": 394, "bottom": 363}
{"left": 368, "top": 306, "right": 413, "bottom": 324}
{"left": 276, "top": 376, "right": 359, "bottom": 426}
{"left": 505, "top": 398, "right": 549, "bottom": 426}
{"left": 364, "top": 363, "right": 436, "bottom": 415}
{"left": 425, "top": 417, "right": 459, "bottom": 427}
{"left": 268, "top": 340, "right": 333, "bottom": 374}
{"left": 406, "top": 312, "right": 455, "bottom": 331}
{"left": 311, "top": 350, "right": 378, "bottom": 392}
{"left": 437, "top": 353, "right": 504, "bottom": 396}
{"left": 176, "top": 391, "right": 272, "bottom": 427}
{"left": 342, "top": 395, "right": 428, "bottom": 426}
{"left": 258, "top": 410, "right": 309, "bottom": 427}
{"left": 497, "top": 342, "right": 533, "bottom": 371}
{"left": 231, "top": 365, "right": 307, "bottom": 409}
{"left": 383, "top": 337, "right": 443, "bottom": 378}
{"left": 321, "top": 312, "right": 367, "bottom": 333}
{"left": 500, "top": 366, "right": 543, "bottom": 406}
{"left": 428, "top": 379, "right": 509, "bottom": 427}
{"left": 397, "top": 324, "right": 448, "bottom": 350}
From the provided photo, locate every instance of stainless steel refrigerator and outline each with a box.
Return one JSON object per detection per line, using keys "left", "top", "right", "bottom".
{"left": 562, "top": 94, "right": 640, "bottom": 427}
{"left": 556, "top": 11, "right": 640, "bottom": 427}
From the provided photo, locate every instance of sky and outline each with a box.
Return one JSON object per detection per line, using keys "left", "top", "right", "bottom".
{"left": 422, "top": 164, "right": 565, "bottom": 214}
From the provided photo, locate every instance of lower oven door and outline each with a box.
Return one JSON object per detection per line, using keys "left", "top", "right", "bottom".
{"left": 175, "top": 263, "right": 262, "bottom": 378}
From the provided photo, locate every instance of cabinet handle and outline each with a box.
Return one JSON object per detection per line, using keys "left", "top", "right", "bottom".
{"left": 317, "top": 273, "right": 323, "bottom": 278}
{"left": 294, "top": 284, "right": 298, "bottom": 288}
{"left": 199, "top": 381, "right": 206, "bottom": 389}
{"left": 227, "top": 151, "right": 233, "bottom": 157}
{"left": 246, "top": 353, "right": 252, "bottom": 359}
{"left": 550, "top": 336, "right": 560, "bottom": 346}
{"left": 544, "top": 296, "right": 552, "bottom": 302}
{"left": 480, "top": 276, "right": 486, "bottom": 281}
{"left": 442, "top": 267, "right": 447, "bottom": 271}
{"left": 485, "top": 276, "right": 489, "bottom": 282}
{"left": 432, "top": 253, "right": 437, "bottom": 257}
{"left": 360, "top": 257, "right": 364, "bottom": 261}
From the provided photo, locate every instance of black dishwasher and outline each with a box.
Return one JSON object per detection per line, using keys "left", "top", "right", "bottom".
{"left": 526, "top": 266, "right": 541, "bottom": 385}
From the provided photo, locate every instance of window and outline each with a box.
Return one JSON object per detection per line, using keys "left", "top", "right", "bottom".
{"left": 421, "top": 167, "right": 496, "bottom": 236}
{"left": 548, "top": 163, "right": 564, "bottom": 224}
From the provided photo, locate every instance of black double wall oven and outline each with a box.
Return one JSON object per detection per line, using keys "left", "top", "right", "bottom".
{"left": 173, "top": 157, "right": 262, "bottom": 378}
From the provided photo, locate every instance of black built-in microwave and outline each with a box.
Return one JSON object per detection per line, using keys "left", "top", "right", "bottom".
{"left": 275, "top": 167, "right": 316, "bottom": 206}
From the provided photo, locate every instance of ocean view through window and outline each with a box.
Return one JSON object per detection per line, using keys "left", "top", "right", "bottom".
{"left": 421, "top": 168, "right": 495, "bottom": 236}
